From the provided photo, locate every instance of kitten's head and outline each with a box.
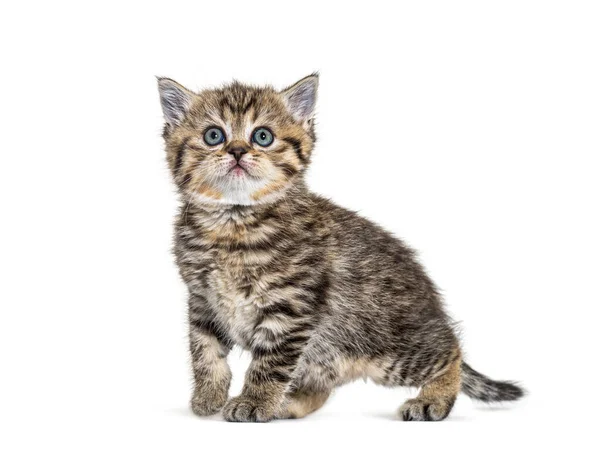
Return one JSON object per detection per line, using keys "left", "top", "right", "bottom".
{"left": 158, "top": 75, "right": 318, "bottom": 205}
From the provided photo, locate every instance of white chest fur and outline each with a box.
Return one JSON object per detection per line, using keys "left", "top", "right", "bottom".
{"left": 205, "top": 270, "right": 263, "bottom": 349}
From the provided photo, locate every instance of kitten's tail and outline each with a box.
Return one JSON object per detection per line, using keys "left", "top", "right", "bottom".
{"left": 461, "top": 362, "right": 525, "bottom": 402}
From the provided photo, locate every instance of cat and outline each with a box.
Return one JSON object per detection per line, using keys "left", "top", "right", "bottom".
{"left": 157, "top": 74, "right": 524, "bottom": 422}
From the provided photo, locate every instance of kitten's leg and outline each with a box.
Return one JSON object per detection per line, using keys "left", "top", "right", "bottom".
{"left": 188, "top": 295, "right": 232, "bottom": 417}
{"left": 222, "top": 303, "right": 313, "bottom": 423}
{"left": 279, "top": 388, "right": 331, "bottom": 419}
{"left": 399, "top": 348, "right": 462, "bottom": 421}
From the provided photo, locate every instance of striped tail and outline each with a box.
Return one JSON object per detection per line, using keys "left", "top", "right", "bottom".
{"left": 461, "top": 362, "right": 524, "bottom": 402}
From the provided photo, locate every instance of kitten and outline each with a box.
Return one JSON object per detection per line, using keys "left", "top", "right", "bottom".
{"left": 158, "top": 74, "right": 524, "bottom": 422}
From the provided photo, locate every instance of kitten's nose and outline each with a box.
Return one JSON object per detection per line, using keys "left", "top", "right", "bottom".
{"left": 227, "top": 146, "right": 248, "bottom": 161}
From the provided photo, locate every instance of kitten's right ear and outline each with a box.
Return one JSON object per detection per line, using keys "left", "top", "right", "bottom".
{"left": 157, "top": 77, "right": 194, "bottom": 126}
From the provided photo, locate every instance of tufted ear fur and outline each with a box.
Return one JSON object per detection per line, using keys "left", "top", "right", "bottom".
{"left": 157, "top": 77, "right": 194, "bottom": 126}
{"left": 281, "top": 74, "right": 319, "bottom": 124}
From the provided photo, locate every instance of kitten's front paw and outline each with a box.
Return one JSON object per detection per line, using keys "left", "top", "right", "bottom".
{"left": 191, "top": 384, "right": 228, "bottom": 417}
{"left": 222, "top": 395, "right": 277, "bottom": 423}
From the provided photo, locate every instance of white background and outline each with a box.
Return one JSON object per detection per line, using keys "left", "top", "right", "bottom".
{"left": 1, "top": 1, "right": 598, "bottom": 451}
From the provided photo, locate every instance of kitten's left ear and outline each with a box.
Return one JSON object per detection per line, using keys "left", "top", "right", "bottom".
{"left": 281, "top": 74, "right": 319, "bottom": 125}
{"left": 157, "top": 77, "right": 195, "bottom": 126}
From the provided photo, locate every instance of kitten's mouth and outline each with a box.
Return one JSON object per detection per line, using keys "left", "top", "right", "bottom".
{"left": 228, "top": 164, "right": 248, "bottom": 176}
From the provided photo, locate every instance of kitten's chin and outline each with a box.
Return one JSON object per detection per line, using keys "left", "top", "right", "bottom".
{"left": 227, "top": 165, "right": 252, "bottom": 178}
{"left": 190, "top": 178, "right": 294, "bottom": 207}
{"left": 191, "top": 192, "right": 257, "bottom": 206}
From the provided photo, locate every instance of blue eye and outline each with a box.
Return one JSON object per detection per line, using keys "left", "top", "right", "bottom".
{"left": 252, "top": 127, "right": 274, "bottom": 147}
{"left": 204, "top": 127, "right": 225, "bottom": 146}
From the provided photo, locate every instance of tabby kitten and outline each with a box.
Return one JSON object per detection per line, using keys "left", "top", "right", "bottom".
{"left": 157, "top": 74, "right": 524, "bottom": 422}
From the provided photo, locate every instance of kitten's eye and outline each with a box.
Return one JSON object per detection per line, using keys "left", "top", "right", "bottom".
{"left": 252, "top": 127, "right": 274, "bottom": 147}
{"left": 204, "top": 127, "right": 225, "bottom": 146}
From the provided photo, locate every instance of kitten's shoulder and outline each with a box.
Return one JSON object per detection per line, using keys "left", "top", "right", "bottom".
{"left": 305, "top": 193, "right": 421, "bottom": 272}
{"left": 306, "top": 193, "right": 400, "bottom": 242}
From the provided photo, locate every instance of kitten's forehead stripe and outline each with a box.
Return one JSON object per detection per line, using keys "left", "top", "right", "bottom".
{"left": 241, "top": 95, "right": 256, "bottom": 115}
{"left": 219, "top": 97, "right": 234, "bottom": 118}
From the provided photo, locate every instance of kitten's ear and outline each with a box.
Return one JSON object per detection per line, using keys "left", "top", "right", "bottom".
{"left": 281, "top": 74, "right": 319, "bottom": 123}
{"left": 157, "top": 77, "right": 194, "bottom": 126}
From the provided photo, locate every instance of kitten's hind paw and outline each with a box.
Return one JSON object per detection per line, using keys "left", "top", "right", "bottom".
{"left": 399, "top": 397, "right": 455, "bottom": 421}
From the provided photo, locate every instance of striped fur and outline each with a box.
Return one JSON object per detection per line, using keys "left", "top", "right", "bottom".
{"left": 158, "top": 75, "right": 524, "bottom": 422}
